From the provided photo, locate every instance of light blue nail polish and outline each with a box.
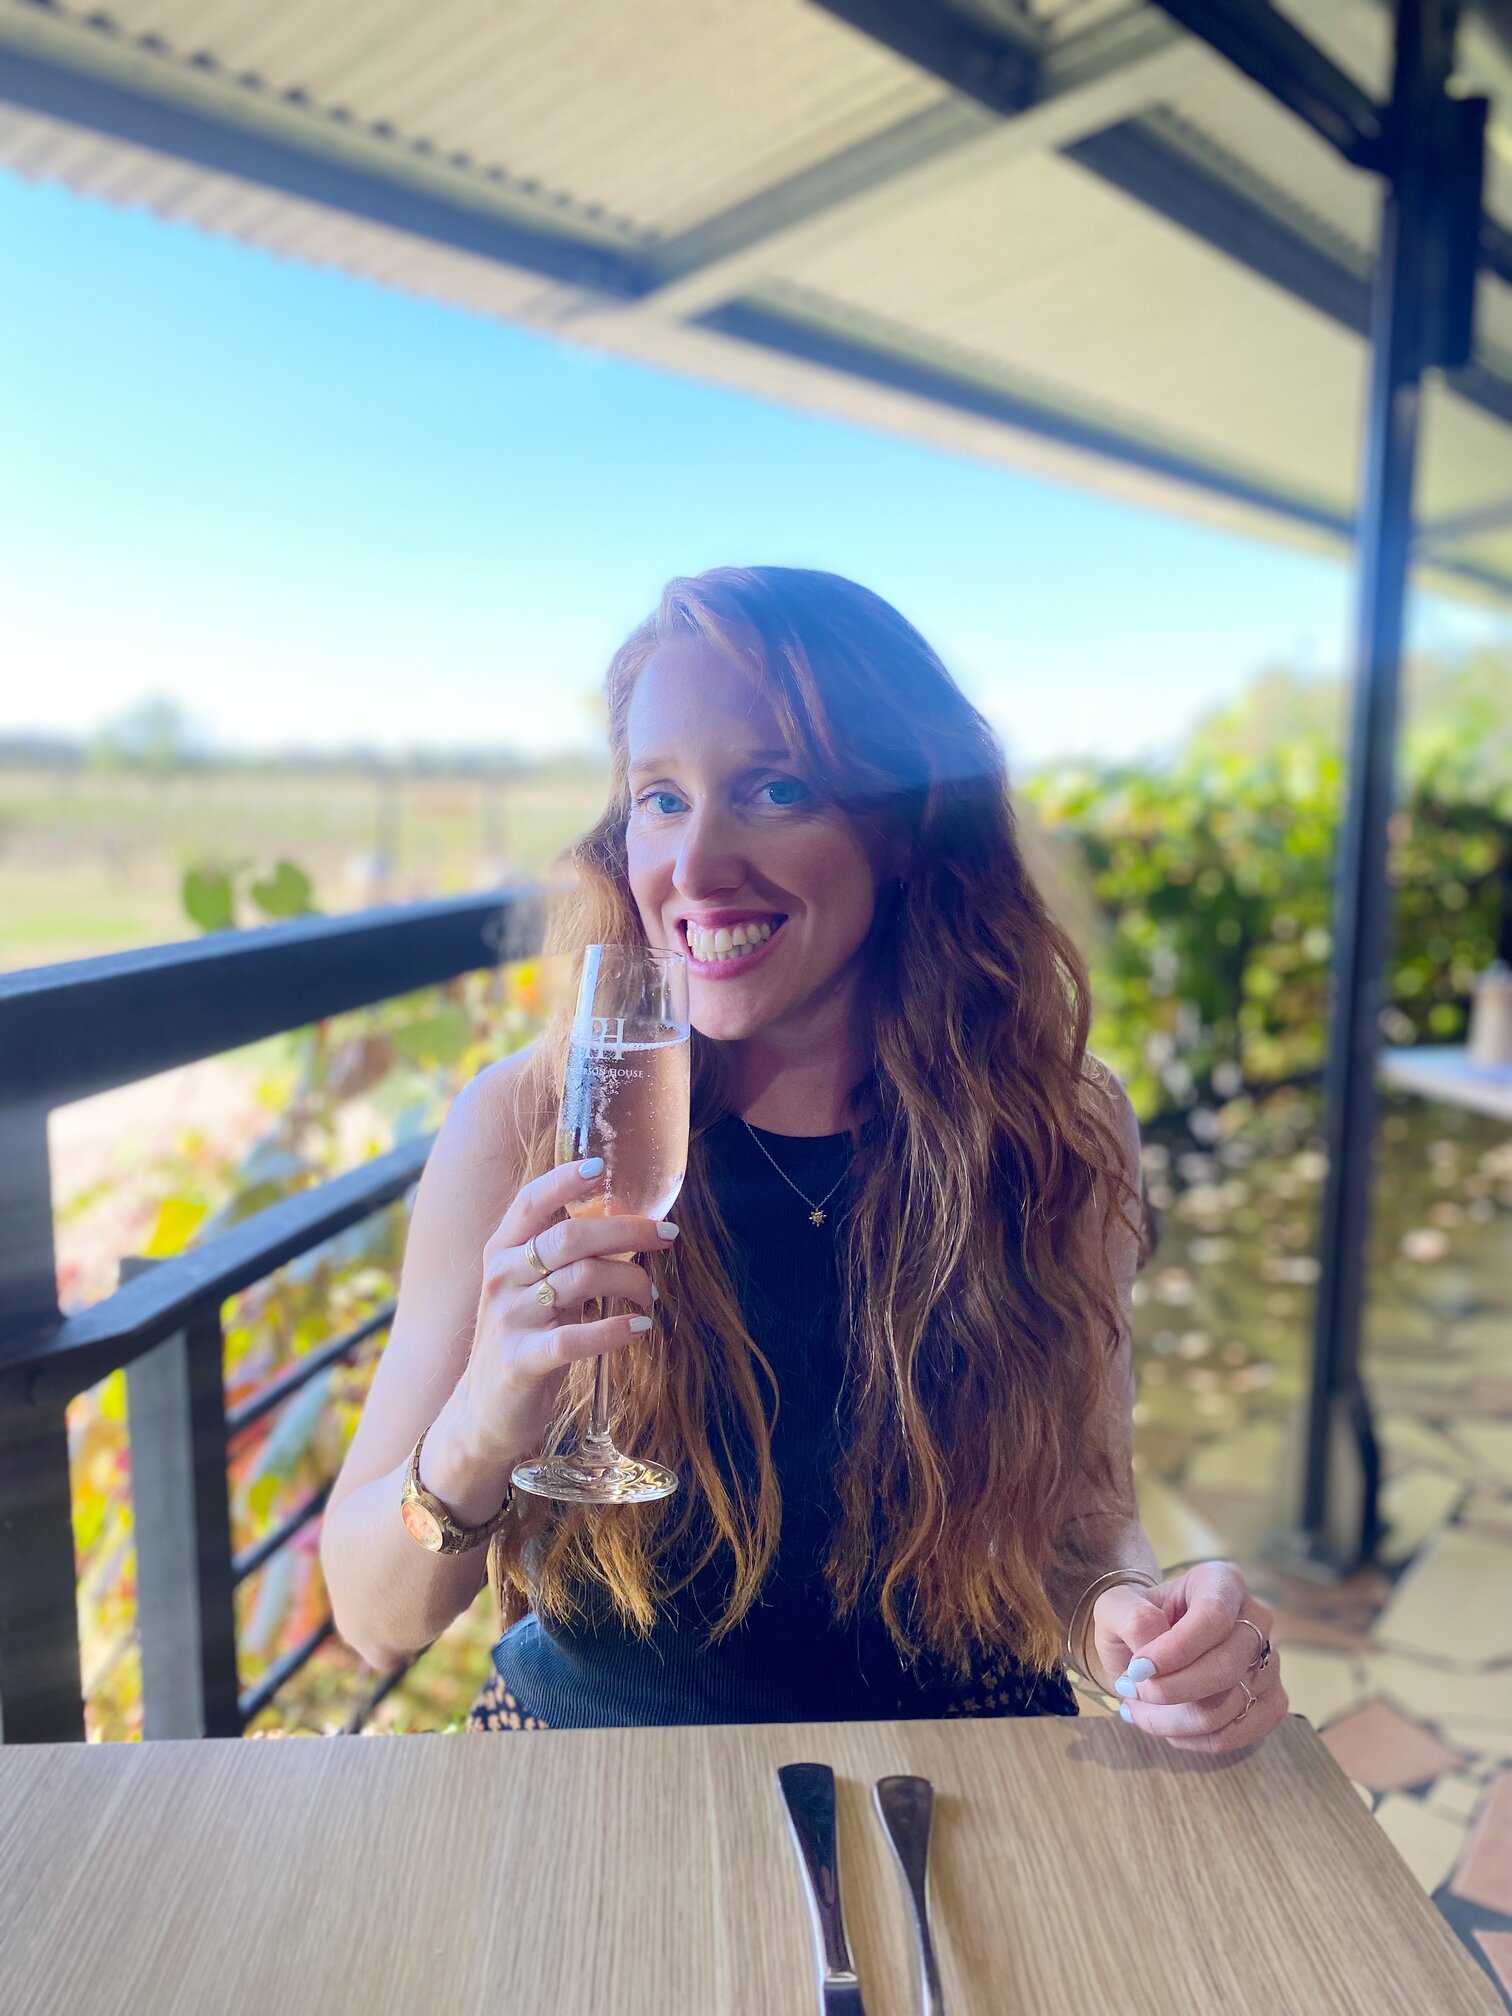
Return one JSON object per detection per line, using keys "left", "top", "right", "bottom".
{"left": 578, "top": 1157, "right": 604, "bottom": 1178}
{"left": 1119, "top": 1703, "right": 1133, "bottom": 1723}
{"left": 627, "top": 1315, "right": 653, "bottom": 1333}
{"left": 1126, "top": 1657, "right": 1156, "bottom": 1682}
{"left": 1114, "top": 1674, "right": 1138, "bottom": 1699}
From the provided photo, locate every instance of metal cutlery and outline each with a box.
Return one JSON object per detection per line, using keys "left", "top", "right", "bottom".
{"left": 776, "top": 1761, "right": 869, "bottom": 2016}
{"left": 873, "top": 1774, "right": 947, "bottom": 2016}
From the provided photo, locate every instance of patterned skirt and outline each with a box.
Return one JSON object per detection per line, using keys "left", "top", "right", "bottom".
{"left": 465, "top": 1666, "right": 551, "bottom": 1732}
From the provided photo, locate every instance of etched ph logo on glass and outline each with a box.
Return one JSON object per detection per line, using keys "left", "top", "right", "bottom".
{"left": 511, "top": 942, "right": 690, "bottom": 1505}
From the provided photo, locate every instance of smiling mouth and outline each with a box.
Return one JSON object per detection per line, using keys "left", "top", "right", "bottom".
{"left": 679, "top": 916, "right": 787, "bottom": 966}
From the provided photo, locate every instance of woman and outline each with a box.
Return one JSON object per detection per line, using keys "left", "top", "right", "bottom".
{"left": 321, "top": 566, "right": 1286, "bottom": 1750}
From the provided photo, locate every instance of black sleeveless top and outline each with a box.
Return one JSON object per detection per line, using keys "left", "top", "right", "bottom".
{"left": 490, "top": 1111, "right": 1076, "bottom": 1727}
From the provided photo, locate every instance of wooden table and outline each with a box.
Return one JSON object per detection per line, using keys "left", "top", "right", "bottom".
{"left": 0, "top": 1715, "right": 1497, "bottom": 2015}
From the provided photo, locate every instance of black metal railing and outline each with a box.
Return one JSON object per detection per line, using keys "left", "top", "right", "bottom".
{"left": 0, "top": 889, "right": 543, "bottom": 1745}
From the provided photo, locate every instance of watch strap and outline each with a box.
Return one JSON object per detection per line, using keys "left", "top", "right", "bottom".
{"left": 402, "top": 1426, "right": 512, "bottom": 1553}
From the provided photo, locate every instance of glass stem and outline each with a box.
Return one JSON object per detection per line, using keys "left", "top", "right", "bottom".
{"left": 587, "top": 1297, "right": 613, "bottom": 1449}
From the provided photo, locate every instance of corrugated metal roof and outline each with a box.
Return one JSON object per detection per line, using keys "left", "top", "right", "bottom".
{"left": 3, "top": 0, "right": 1512, "bottom": 599}
{"left": 22, "top": 0, "right": 948, "bottom": 240}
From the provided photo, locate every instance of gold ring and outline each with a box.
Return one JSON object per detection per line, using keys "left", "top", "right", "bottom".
{"left": 525, "top": 1235, "right": 550, "bottom": 1278}
{"left": 1237, "top": 1618, "right": 1269, "bottom": 1670}
{"left": 1234, "top": 1680, "right": 1257, "bottom": 1724}
{"left": 533, "top": 1277, "right": 557, "bottom": 1308}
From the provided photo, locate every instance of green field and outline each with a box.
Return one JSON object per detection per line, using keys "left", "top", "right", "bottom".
{"left": 0, "top": 763, "right": 612, "bottom": 970}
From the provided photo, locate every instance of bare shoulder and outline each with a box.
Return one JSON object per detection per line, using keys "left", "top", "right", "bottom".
{"left": 447, "top": 1037, "right": 549, "bottom": 1164}
{"left": 404, "top": 1037, "right": 550, "bottom": 1263}
{"left": 1079, "top": 1054, "right": 1141, "bottom": 1178}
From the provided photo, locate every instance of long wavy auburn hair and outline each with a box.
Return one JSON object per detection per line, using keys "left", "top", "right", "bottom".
{"left": 487, "top": 566, "right": 1138, "bottom": 1676}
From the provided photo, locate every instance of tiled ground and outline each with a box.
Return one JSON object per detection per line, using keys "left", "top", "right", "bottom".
{"left": 1073, "top": 1095, "right": 1512, "bottom": 2010}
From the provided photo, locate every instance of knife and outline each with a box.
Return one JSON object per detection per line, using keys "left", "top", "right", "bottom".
{"left": 873, "top": 1775, "right": 947, "bottom": 2016}
{"left": 775, "top": 1761, "right": 869, "bottom": 2016}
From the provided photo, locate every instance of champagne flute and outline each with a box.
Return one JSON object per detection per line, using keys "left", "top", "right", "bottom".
{"left": 511, "top": 943, "right": 690, "bottom": 1505}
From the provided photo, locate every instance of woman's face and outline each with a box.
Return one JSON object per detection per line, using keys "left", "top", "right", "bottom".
{"left": 624, "top": 635, "right": 888, "bottom": 1045}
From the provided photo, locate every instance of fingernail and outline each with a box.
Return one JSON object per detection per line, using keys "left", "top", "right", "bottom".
{"left": 651, "top": 1281, "right": 660, "bottom": 1302}
{"left": 657, "top": 1222, "right": 679, "bottom": 1241}
{"left": 1126, "top": 1657, "right": 1156, "bottom": 1681}
{"left": 627, "top": 1315, "right": 653, "bottom": 1333}
{"left": 1119, "top": 1703, "right": 1134, "bottom": 1723}
{"left": 1114, "top": 1674, "right": 1139, "bottom": 1699}
{"left": 578, "top": 1158, "right": 604, "bottom": 1178}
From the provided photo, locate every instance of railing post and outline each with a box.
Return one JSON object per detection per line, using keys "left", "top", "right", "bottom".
{"left": 122, "top": 1260, "right": 242, "bottom": 1739}
{"left": 0, "top": 1097, "right": 60, "bottom": 1342}
{"left": 0, "top": 1367, "right": 87, "bottom": 1744}
{"left": 0, "top": 1094, "right": 87, "bottom": 1745}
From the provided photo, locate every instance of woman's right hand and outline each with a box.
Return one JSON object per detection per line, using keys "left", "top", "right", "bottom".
{"left": 450, "top": 1155, "right": 679, "bottom": 1467}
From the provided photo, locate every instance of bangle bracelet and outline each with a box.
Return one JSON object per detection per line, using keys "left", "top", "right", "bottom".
{"left": 1065, "top": 1567, "right": 1158, "bottom": 1692}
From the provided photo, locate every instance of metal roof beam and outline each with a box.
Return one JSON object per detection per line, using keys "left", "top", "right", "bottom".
{"left": 819, "top": 0, "right": 1512, "bottom": 425}
{"left": 815, "top": 0, "right": 1040, "bottom": 118}
{"left": 1473, "top": 0, "right": 1512, "bottom": 64}
{"left": 1139, "top": 6, "right": 1504, "bottom": 348}
{"left": 686, "top": 292, "right": 1505, "bottom": 589}
{"left": 1066, "top": 115, "right": 1373, "bottom": 329}
{"left": 1068, "top": 116, "right": 1512, "bottom": 425}
{"left": 693, "top": 295, "right": 1353, "bottom": 537}
{"left": 1482, "top": 211, "right": 1512, "bottom": 286}
{"left": 0, "top": 40, "right": 647, "bottom": 300}
{"left": 1416, "top": 490, "right": 1512, "bottom": 540}
{"left": 1149, "top": 0, "right": 1386, "bottom": 168}
{"left": 629, "top": 8, "right": 1188, "bottom": 325}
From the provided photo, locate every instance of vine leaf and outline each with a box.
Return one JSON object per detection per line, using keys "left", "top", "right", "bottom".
{"left": 250, "top": 859, "right": 318, "bottom": 919}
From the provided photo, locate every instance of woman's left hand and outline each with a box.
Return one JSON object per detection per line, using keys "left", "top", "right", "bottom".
{"left": 1089, "top": 1559, "right": 1287, "bottom": 1753}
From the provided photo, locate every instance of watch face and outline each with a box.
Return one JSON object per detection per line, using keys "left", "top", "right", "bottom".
{"left": 401, "top": 1497, "right": 444, "bottom": 1551}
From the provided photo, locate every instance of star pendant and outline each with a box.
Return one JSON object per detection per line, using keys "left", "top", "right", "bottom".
{"left": 809, "top": 1207, "right": 826, "bottom": 1226}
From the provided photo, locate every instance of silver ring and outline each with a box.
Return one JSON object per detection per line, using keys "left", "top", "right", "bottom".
{"left": 525, "top": 1235, "right": 550, "bottom": 1278}
{"left": 533, "top": 1277, "right": 557, "bottom": 1308}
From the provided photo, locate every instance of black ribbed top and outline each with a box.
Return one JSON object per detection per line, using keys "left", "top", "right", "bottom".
{"left": 491, "top": 1111, "right": 1075, "bottom": 1727}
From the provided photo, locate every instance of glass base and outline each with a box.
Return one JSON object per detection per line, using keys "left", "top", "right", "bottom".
{"left": 511, "top": 1437, "right": 679, "bottom": 1505}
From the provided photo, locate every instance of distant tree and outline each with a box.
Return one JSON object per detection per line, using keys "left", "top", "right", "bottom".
{"left": 88, "top": 695, "right": 213, "bottom": 775}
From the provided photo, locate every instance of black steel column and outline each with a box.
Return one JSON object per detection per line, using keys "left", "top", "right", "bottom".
{"left": 123, "top": 1261, "right": 243, "bottom": 1740}
{"left": 1299, "top": 0, "right": 1463, "bottom": 1565}
{"left": 0, "top": 1371, "right": 87, "bottom": 1743}
{"left": 0, "top": 1098, "right": 86, "bottom": 1743}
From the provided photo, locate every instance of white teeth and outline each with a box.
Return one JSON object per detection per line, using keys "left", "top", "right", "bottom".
{"left": 687, "top": 918, "right": 776, "bottom": 963}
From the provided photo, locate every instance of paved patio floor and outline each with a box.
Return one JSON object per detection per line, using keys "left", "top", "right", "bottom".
{"left": 1079, "top": 1100, "right": 1512, "bottom": 2010}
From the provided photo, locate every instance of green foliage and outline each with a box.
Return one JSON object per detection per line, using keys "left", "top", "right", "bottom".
{"left": 182, "top": 856, "right": 320, "bottom": 932}
{"left": 250, "top": 859, "right": 317, "bottom": 919}
{"left": 182, "top": 860, "right": 247, "bottom": 932}
{"left": 1026, "top": 650, "right": 1512, "bottom": 1118}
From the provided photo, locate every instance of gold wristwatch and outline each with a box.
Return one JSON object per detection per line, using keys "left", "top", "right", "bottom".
{"left": 399, "top": 1426, "right": 512, "bottom": 1554}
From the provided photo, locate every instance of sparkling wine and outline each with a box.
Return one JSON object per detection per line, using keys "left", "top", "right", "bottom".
{"left": 556, "top": 1024, "right": 690, "bottom": 1234}
{"left": 513, "top": 943, "right": 689, "bottom": 1507}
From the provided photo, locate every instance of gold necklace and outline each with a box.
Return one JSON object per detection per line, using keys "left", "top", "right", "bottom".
{"left": 740, "top": 1119, "right": 852, "bottom": 1226}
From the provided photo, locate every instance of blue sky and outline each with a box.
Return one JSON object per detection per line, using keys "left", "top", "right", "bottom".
{"left": 2, "top": 170, "right": 1508, "bottom": 771}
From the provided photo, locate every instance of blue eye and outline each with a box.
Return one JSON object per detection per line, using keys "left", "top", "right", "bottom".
{"left": 634, "top": 777, "right": 810, "bottom": 815}
{"left": 760, "top": 777, "right": 809, "bottom": 807}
